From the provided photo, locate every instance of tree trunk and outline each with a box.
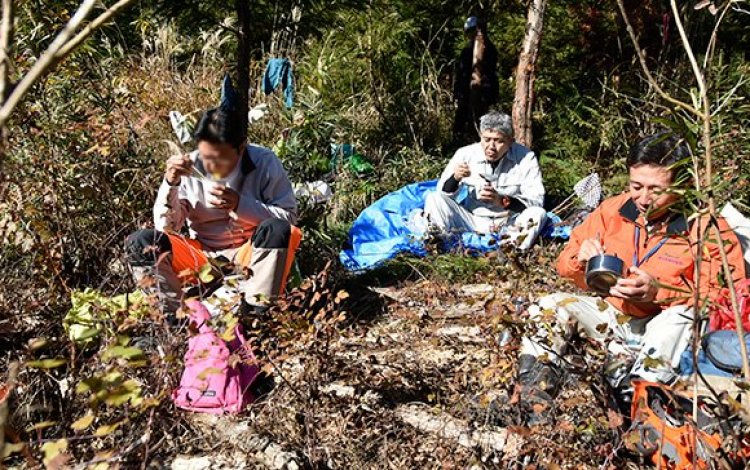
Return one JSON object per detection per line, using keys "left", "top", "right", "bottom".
{"left": 235, "top": 0, "right": 251, "bottom": 136}
{"left": 512, "top": 0, "right": 546, "bottom": 147}
{"left": 470, "top": 27, "right": 486, "bottom": 126}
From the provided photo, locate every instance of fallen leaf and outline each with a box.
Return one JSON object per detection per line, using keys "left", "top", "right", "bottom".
{"left": 607, "top": 409, "right": 624, "bottom": 428}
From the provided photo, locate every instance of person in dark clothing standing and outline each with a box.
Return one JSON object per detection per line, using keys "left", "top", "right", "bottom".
{"left": 453, "top": 16, "right": 500, "bottom": 143}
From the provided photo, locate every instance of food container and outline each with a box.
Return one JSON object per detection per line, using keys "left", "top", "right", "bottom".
{"left": 585, "top": 254, "right": 625, "bottom": 294}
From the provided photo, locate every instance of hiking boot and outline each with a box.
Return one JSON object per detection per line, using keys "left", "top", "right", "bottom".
{"left": 604, "top": 358, "right": 636, "bottom": 421}
{"left": 517, "top": 354, "right": 565, "bottom": 425}
{"left": 238, "top": 299, "right": 270, "bottom": 317}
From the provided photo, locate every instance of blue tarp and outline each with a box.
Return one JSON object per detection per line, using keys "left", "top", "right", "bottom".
{"left": 339, "top": 180, "right": 570, "bottom": 272}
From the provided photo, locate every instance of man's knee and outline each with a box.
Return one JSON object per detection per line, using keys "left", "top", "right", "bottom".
{"left": 519, "top": 206, "right": 547, "bottom": 224}
{"left": 125, "top": 229, "right": 171, "bottom": 267}
{"left": 252, "top": 218, "right": 292, "bottom": 249}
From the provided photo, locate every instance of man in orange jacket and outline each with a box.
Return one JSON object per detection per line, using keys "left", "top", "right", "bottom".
{"left": 518, "top": 133, "right": 747, "bottom": 423}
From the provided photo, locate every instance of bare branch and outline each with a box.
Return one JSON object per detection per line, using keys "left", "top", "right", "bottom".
{"left": 0, "top": 0, "right": 97, "bottom": 128}
{"left": 669, "top": 0, "right": 750, "bottom": 383}
{"left": 615, "top": 0, "right": 701, "bottom": 117}
{"left": 0, "top": 0, "right": 14, "bottom": 102}
{"left": 670, "top": 0, "right": 707, "bottom": 100}
{"left": 0, "top": 361, "right": 20, "bottom": 456}
{"left": 53, "top": 0, "right": 137, "bottom": 62}
{"left": 703, "top": 0, "right": 735, "bottom": 69}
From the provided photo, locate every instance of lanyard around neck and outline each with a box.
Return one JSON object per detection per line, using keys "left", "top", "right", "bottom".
{"left": 632, "top": 226, "right": 669, "bottom": 267}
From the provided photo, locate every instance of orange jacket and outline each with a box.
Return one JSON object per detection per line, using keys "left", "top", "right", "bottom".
{"left": 557, "top": 193, "right": 747, "bottom": 318}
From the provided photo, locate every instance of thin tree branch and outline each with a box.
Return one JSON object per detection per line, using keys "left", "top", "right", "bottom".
{"left": 0, "top": 0, "right": 14, "bottom": 102}
{"left": 53, "top": 0, "right": 136, "bottom": 62}
{"left": 0, "top": 361, "right": 20, "bottom": 456}
{"left": 0, "top": 0, "right": 97, "bottom": 128}
{"left": 669, "top": 0, "right": 750, "bottom": 384}
{"left": 615, "top": 0, "right": 701, "bottom": 117}
{"left": 670, "top": 0, "right": 707, "bottom": 101}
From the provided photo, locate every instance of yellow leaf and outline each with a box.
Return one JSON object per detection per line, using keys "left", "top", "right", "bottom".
{"left": 41, "top": 439, "right": 69, "bottom": 468}
{"left": 334, "top": 290, "right": 350, "bottom": 304}
{"left": 27, "top": 337, "right": 49, "bottom": 351}
{"left": 26, "top": 358, "right": 67, "bottom": 369}
{"left": 556, "top": 297, "right": 579, "bottom": 307}
{"left": 25, "top": 420, "right": 57, "bottom": 432}
{"left": 198, "top": 263, "right": 215, "bottom": 284}
{"left": 197, "top": 367, "right": 224, "bottom": 380}
{"left": 616, "top": 314, "right": 632, "bottom": 325}
{"left": 596, "top": 299, "right": 609, "bottom": 312}
{"left": 71, "top": 413, "right": 95, "bottom": 431}
{"left": 94, "top": 421, "right": 124, "bottom": 437}
{"left": 1, "top": 442, "right": 26, "bottom": 459}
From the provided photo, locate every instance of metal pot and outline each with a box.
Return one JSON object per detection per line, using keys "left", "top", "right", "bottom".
{"left": 585, "top": 254, "right": 625, "bottom": 294}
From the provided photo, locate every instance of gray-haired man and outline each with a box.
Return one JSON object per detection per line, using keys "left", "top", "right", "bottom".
{"left": 425, "top": 111, "right": 546, "bottom": 251}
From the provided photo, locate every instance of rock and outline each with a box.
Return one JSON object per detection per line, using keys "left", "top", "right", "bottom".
{"left": 321, "top": 382, "right": 356, "bottom": 398}
{"left": 395, "top": 404, "right": 523, "bottom": 457}
{"left": 436, "top": 326, "right": 484, "bottom": 343}
{"left": 459, "top": 284, "right": 495, "bottom": 297}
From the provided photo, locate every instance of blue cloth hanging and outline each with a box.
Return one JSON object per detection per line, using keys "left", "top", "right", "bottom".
{"left": 339, "top": 180, "right": 569, "bottom": 273}
{"left": 220, "top": 73, "right": 240, "bottom": 111}
{"left": 262, "top": 58, "right": 295, "bottom": 108}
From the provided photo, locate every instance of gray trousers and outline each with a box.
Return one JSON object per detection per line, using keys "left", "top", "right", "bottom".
{"left": 126, "top": 219, "right": 295, "bottom": 311}
{"left": 424, "top": 191, "right": 547, "bottom": 251}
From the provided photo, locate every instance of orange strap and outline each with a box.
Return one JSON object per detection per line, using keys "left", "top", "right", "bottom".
{"left": 165, "top": 233, "right": 207, "bottom": 283}
{"left": 169, "top": 225, "right": 303, "bottom": 292}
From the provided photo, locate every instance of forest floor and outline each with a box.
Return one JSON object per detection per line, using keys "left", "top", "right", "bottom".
{"left": 166, "top": 247, "right": 638, "bottom": 469}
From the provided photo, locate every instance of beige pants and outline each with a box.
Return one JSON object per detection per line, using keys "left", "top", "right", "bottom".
{"left": 520, "top": 293, "right": 694, "bottom": 383}
{"left": 424, "top": 191, "right": 547, "bottom": 251}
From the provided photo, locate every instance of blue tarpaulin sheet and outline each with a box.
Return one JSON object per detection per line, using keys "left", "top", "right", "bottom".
{"left": 339, "top": 180, "right": 571, "bottom": 272}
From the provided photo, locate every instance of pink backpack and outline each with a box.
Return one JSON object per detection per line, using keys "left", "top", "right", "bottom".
{"left": 172, "top": 299, "right": 260, "bottom": 414}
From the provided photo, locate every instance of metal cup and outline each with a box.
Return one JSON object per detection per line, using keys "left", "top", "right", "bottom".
{"left": 585, "top": 254, "right": 625, "bottom": 294}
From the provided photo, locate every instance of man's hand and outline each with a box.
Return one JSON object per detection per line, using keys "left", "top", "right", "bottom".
{"left": 609, "top": 266, "right": 658, "bottom": 303}
{"left": 453, "top": 162, "right": 471, "bottom": 181}
{"left": 165, "top": 154, "right": 193, "bottom": 186}
{"left": 208, "top": 184, "right": 240, "bottom": 211}
{"left": 478, "top": 184, "right": 509, "bottom": 207}
{"left": 577, "top": 237, "right": 605, "bottom": 265}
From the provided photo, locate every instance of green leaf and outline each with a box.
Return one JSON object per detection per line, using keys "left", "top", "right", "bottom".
{"left": 26, "top": 358, "right": 67, "bottom": 369}
{"left": 102, "top": 345, "right": 144, "bottom": 362}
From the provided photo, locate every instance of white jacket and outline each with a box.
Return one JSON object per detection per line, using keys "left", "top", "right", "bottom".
{"left": 437, "top": 142, "right": 545, "bottom": 218}
{"left": 154, "top": 144, "right": 297, "bottom": 251}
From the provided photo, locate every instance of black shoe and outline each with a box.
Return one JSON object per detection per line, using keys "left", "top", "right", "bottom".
{"left": 238, "top": 299, "right": 270, "bottom": 316}
{"left": 517, "top": 354, "right": 565, "bottom": 426}
{"left": 518, "top": 354, "right": 564, "bottom": 397}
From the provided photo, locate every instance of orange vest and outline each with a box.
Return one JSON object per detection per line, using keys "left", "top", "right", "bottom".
{"left": 557, "top": 193, "right": 746, "bottom": 318}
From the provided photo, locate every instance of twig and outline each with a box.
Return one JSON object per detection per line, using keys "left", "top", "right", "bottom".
{"left": 0, "top": 0, "right": 97, "bottom": 128}
{"left": 53, "top": 0, "right": 136, "bottom": 62}
{"left": 0, "top": 0, "right": 14, "bottom": 101}
{"left": 614, "top": 0, "right": 701, "bottom": 117}
{"left": 0, "top": 0, "right": 136, "bottom": 129}
{"left": 0, "top": 361, "right": 20, "bottom": 456}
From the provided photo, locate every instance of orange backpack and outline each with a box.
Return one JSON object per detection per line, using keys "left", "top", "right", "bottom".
{"left": 626, "top": 380, "right": 724, "bottom": 469}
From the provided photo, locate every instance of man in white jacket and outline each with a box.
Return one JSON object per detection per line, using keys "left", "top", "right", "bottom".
{"left": 425, "top": 111, "right": 546, "bottom": 251}
{"left": 125, "top": 106, "right": 299, "bottom": 313}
